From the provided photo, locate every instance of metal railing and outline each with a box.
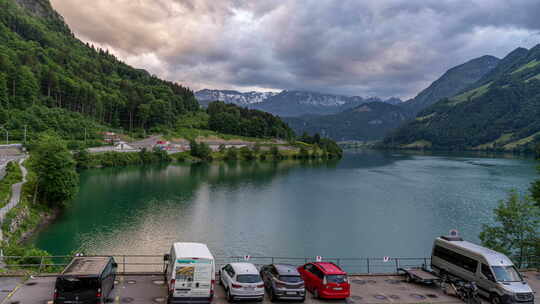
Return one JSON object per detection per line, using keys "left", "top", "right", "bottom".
{"left": 1, "top": 255, "right": 538, "bottom": 275}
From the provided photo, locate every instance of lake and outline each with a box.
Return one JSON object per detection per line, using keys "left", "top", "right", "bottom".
{"left": 33, "top": 150, "right": 538, "bottom": 261}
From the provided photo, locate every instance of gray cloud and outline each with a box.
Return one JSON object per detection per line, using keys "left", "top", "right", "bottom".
{"left": 50, "top": 0, "right": 540, "bottom": 99}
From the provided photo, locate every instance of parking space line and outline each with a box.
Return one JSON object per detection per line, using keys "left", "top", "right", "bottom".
{"left": 0, "top": 283, "right": 21, "bottom": 304}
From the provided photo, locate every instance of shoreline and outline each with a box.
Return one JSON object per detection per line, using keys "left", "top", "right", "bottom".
{"left": 19, "top": 208, "right": 61, "bottom": 246}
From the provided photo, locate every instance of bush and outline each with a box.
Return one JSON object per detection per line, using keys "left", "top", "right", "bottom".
{"left": 224, "top": 147, "right": 238, "bottom": 161}
{"left": 240, "top": 147, "right": 256, "bottom": 160}
{"left": 190, "top": 140, "right": 212, "bottom": 160}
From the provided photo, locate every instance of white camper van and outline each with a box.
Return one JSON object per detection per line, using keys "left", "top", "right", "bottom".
{"left": 431, "top": 236, "right": 534, "bottom": 304}
{"left": 165, "top": 243, "right": 216, "bottom": 304}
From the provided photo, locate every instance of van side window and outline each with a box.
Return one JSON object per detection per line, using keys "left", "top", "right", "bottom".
{"left": 433, "top": 245, "right": 478, "bottom": 273}
{"left": 102, "top": 261, "right": 113, "bottom": 278}
{"left": 481, "top": 264, "right": 495, "bottom": 281}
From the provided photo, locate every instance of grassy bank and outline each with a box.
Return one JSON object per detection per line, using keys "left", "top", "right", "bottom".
{"left": 173, "top": 142, "right": 342, "bottom": 163}
{"left": 0, "top": 160, "right": 23, "bottom": 208}
{"left": 75, "top": 148, "right": 172, "bottom": 169}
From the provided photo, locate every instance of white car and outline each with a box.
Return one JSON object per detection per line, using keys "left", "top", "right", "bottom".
{"left": 220, "top": 263, "right": 265, "bottom": 302}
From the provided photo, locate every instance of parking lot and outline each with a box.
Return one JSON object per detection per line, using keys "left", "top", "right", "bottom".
{"left": 2, "top": 271, "right": 539, "bottom": 304}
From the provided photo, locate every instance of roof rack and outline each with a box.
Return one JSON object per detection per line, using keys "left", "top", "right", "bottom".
{"left": 441, "top": 235, "right": 464, "bottom": 241}
{"left": 61, "top": 257, "right": 111, "bottom": 276}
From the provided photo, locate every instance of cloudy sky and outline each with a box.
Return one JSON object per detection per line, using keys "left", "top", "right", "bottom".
{"left": 50, "top": 0, "right": 540, "bottom": 99}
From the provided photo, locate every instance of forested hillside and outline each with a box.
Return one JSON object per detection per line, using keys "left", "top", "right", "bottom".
{"left": 207, "top": 102, "right": 294, "bottom": 139}
{"left": 401, "top": 55, "right": 500, "bottom": 113}
{"left": 285, "top": 102, "right": 411, "bottom": 141}
{"left": 0, "top": 0, "right": 198, "bottom": 141}
{"left": 384, "top": 45, "right": 540, "bottom": 151}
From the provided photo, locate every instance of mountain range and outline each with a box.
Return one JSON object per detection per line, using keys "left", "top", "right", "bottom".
{"left": 384, "top": 45, "right": 540, "bottom": 151}
{"left": 195, "top": 89, "right": 402, "bottom": 117}
{"left": 282, "top": 55, "right": 501, "bottom": 141}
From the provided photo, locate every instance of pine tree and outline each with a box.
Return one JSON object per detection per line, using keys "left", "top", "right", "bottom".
{"left": 15, "top": 66, "right": 39, "bottom": 108}
{"left": 0, "top": 72, "right": 8, "bottom": 108}
{"left": 30, "top": 132, "right": 79, "bottom": 208}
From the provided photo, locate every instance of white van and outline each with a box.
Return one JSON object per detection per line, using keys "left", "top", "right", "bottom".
{"left": 165, "top": 242, "right": 216, "bottom": 304}
{"left": 431, "top": 236, "right": 534, "bottom": 304}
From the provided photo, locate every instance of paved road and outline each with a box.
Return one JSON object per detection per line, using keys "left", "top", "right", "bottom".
{"left": 0, "top": 155, "right": 24, "bottom": 181}
{"left": 5, "top": 271, "right": 540, "bottom": 304}
{"left": 0, "top": 157, "right": 28, "bottom": 221}
{"left": 0, "top": 157, "right": 28, "bottom": 256}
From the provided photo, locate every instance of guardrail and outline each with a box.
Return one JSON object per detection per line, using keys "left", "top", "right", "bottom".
{"left": 1, "top": 255, "right": 538, "bottom": 275}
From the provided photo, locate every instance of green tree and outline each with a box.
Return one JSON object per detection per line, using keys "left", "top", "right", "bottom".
{"left": 270, "top": 146, "right": 282, "bottom": 160}
{"left": 0, "top": 72, "right": 8, "bottom": 108}
{"left": 224, "top": 147, "right": 238, "bottom": 161}
{"left": 30, "top": 132, "right": 79, "bottom": 208}
{"left": 532, "top": 144, "right": 540, "bottom": 206}
{"left": 479, "top": 191, "right": 540, "bottom": 266}
{"left": 190, "top": 140, "right": 212, "bottom": 160}
{"left": 299, "top": 147, "right": 309, "bottom": 159}
{"left": 14, "top": 66, "right": 39, "bottom": 108}
{"left": 73, "top": 149, "right": 92, "bottom": 170}
{"left": 240, "top": 147, "right": 256, "bottom": 160}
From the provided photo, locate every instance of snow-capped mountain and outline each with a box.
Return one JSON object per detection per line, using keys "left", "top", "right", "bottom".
{"left": 195, "top": 89, "right": 278, "bottom": 106}
{"left": 195, "top": 89, "right": 402, "bottom": 117}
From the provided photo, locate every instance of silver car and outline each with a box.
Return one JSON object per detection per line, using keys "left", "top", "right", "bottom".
{"left": 260, "top": 264, "right": 306, "bottom": 302}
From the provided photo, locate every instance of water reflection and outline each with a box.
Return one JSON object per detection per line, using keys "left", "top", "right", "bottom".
{"left": 33, "top": 152, "right": 538, "bottom": 260}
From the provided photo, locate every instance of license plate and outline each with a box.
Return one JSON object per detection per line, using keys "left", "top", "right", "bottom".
{"left": 286, "top": 292, "right": 297, "bottom": 295}
{"left": 176, "top": 289, "right": 190, "bottom": 294}
{"left": 334, "top": 287, "right": 343, "bottom": 291}
{"left": 245, "top": 287, "right": 255, "bottom": 290}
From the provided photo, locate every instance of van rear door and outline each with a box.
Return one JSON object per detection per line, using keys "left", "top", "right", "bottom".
{"left": 174, "top": 259, "right": 213, "bottom": 298}
{"left": 55, "top": 276, "right": 100, "bottom": 302}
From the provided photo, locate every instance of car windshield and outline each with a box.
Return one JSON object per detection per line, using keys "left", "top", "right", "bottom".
{"left": 492, "top": 266, "right": 522, "bottom": 282}
{"left": 279, "top": 275, "right": 302, "bottom": 283}
{"left": 56, "top": 277, "right": 99, "bottom": 292}
{"left": 326, "top": 275, "right": 347, "bottom": 283}
{"left": 237, "top": 274, "right": 262, "bottom": 283}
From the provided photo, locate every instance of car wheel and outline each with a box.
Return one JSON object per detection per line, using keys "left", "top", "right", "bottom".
{"left": 405, "top": 274, "right": 412, "bottom": 283}
{"left": 491, "top": 294, "right": 502, "bottom": 304}
{"left": 313, "top": 289, "right": 320, "bottom": 299}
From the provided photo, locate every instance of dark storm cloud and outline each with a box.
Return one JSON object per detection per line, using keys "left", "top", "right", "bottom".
{"left": 50, "top": 0, "right": 540, "bottom": 98}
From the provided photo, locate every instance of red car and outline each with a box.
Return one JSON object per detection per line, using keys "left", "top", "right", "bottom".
{"left": 297, "top": 262, "right": 350, "bottom": 299}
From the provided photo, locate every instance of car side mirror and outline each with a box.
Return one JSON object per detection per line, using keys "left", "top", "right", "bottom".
{"left": 164, "top": 254, "right": 170, "bottom": 261}
{"left": 112, "top": 262, "right": 118, "bottom": 268}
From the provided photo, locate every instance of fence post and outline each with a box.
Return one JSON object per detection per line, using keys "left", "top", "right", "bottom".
{"left": 367, "top": 258, "right": 370, "bottom": 274}
{"left": 123, "top": 255, "right": 126, "bottom": 274}
{"left": 271, "top": 257, "right": 274, "bottom": 264}
{"left": 39, "top": 256, "right": 45, "bottom": 273}
{"left": 394, "top": 258, "right": 399, "bottom": 273}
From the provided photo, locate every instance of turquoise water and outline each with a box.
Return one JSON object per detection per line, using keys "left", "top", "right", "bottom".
{"left": 33, "top": 150, "right": 538, "bottom": 260}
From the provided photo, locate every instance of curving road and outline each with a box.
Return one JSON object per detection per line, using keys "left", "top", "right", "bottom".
{"left": 0, "top": 157, "right": 28, "bottom": 259}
